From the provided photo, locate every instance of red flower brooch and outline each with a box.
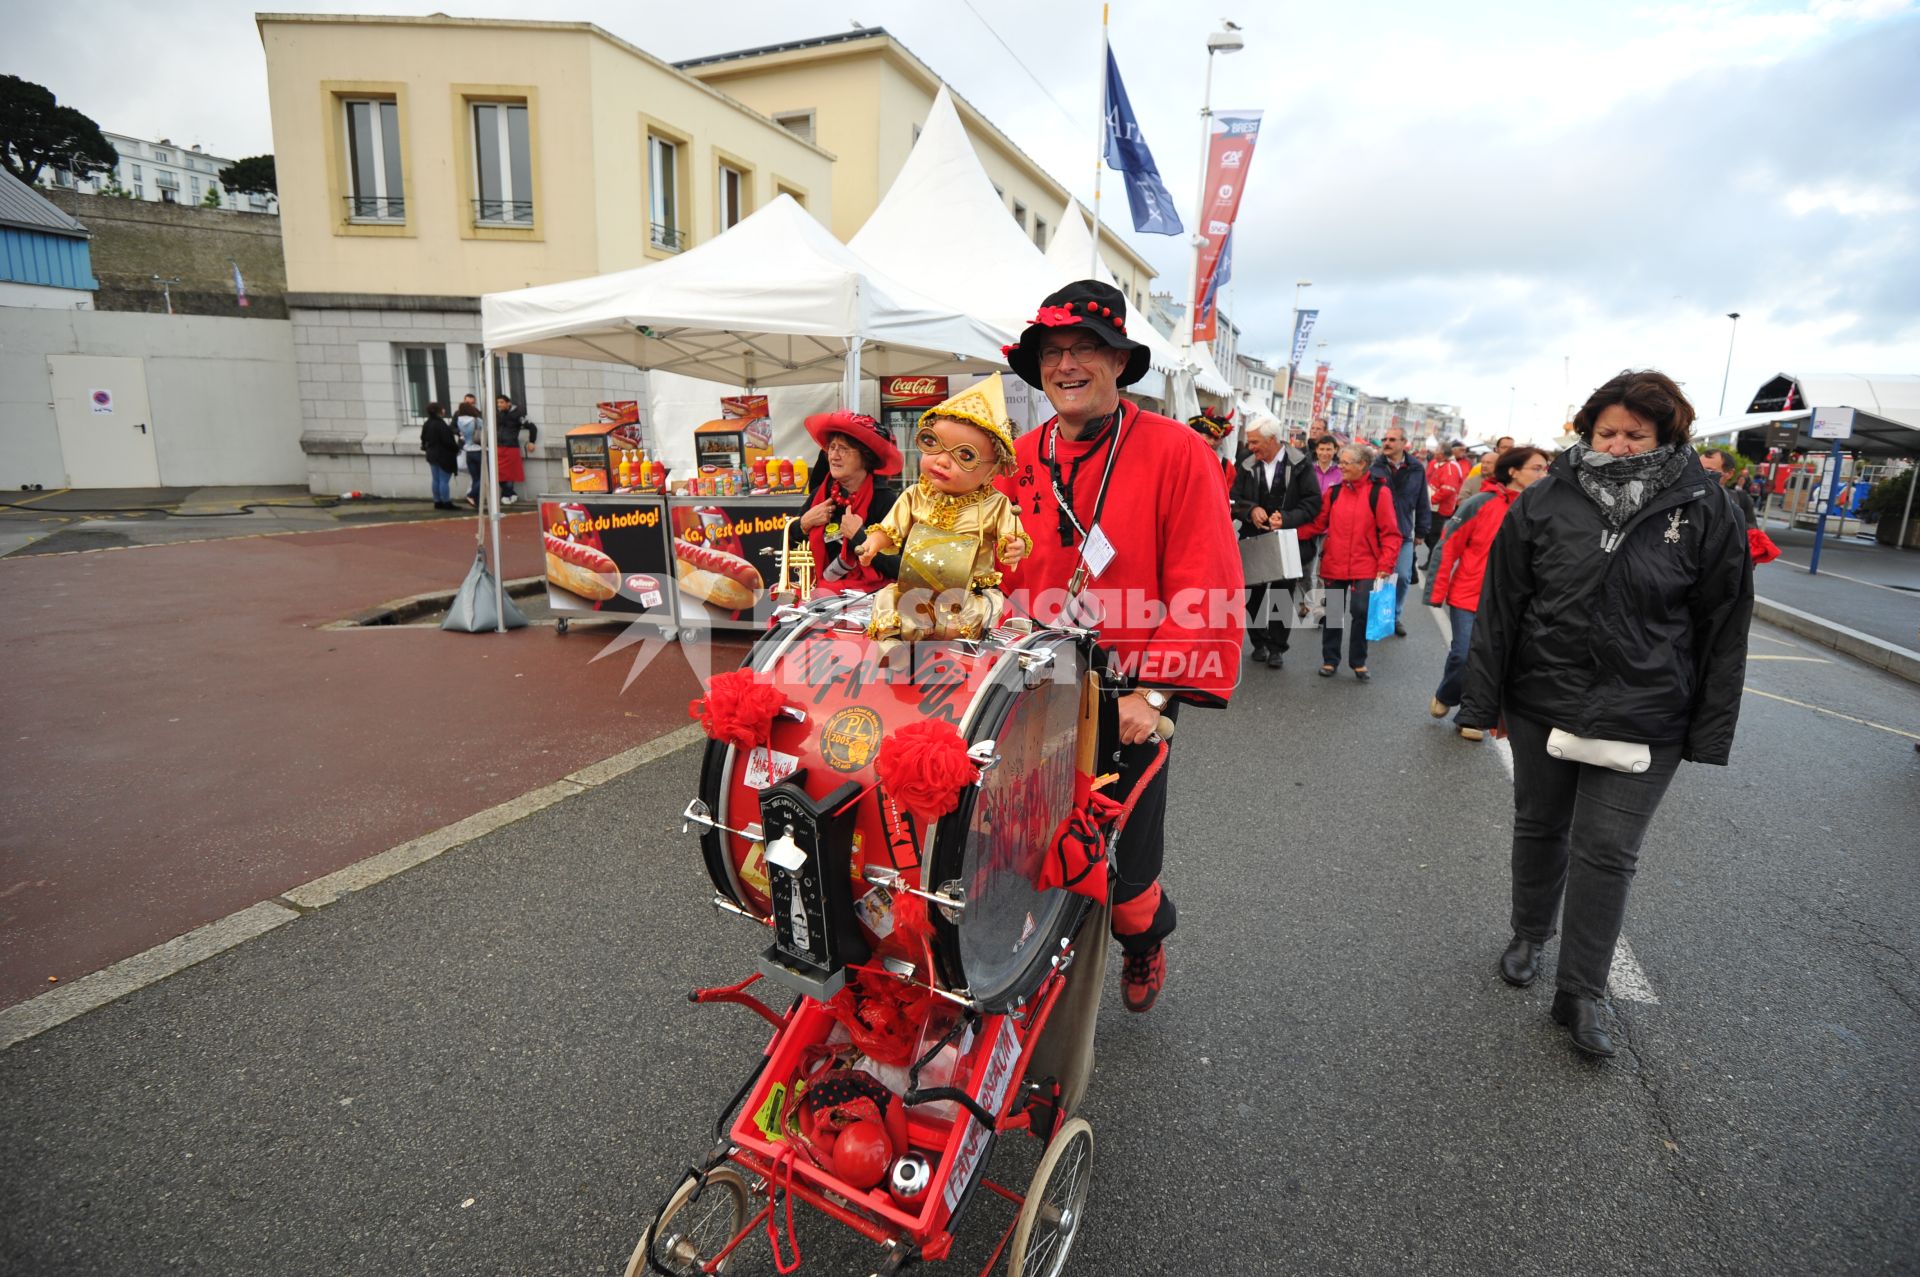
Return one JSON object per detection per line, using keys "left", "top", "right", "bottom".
{"left": 1034, "top": 305, "right": 1082, "bottom": 328}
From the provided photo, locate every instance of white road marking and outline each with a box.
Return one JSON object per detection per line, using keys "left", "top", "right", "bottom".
{"left": 1745, "top": 654, "right": 1831, "bottom": 663}
{"left": 1743, "top": 686, "right": 1920, "bottom": 742}
{"left": 1773, "top": 558, "right": 1908, "bottom": 596}
{"left": 1608, "top": 936, "right": 1660, "bottom": 1004}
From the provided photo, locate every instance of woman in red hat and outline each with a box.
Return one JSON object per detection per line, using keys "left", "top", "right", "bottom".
{"left": 797, "top": 409, "right": 903, "bottom": 596}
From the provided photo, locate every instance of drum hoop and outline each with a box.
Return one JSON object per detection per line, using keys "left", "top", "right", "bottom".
{"left": 700, "top": 594, "right": 866, "bottom": 906}
{"left": 925, "top": 629, "right": 1091, "bottom": 1009}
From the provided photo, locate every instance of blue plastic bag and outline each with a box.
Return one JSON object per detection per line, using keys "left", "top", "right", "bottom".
{"left": 1364, "top": 581, "right": 1396, "bottom": 641}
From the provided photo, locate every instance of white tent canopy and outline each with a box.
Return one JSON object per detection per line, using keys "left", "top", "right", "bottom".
{"left": 479, "top": 194, "right": 1007, "bottom": 388}
{"left": 1701, "top": 372, "right": 1920, "bottom": 457}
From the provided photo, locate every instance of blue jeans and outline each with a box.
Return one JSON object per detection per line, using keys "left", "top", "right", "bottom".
{"left": 430, "top": 464, "right": 454, "bottom": 503}
{"left": 1318, "top": 580, "right": 1373, "bottom": 670}
{"left": 1434, "top": 605, "right": 1475, "bottom": 706}
{"left": 1505, "top": 712, "right": 1684, "bottom": 999}
{"left": 1394, "top": 539, "right": 1415, "bottom": 619}
{"left": 465, "top": 453, "right": 483, "bottom": 501}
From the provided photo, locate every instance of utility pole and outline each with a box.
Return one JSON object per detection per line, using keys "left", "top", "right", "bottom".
{"left": 1718, "top": 312, "right": 1742, "bottom": 414}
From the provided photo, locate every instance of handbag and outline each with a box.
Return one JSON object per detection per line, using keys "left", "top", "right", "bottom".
{"left": 1364, "top": 581, "right": 1396, "bottom": 641}
{"left": 1546, "top": 728, "right": 1652, "bottom": 774}
{"left": 1238, "top": 530, "right": 1286, "bottom": 585}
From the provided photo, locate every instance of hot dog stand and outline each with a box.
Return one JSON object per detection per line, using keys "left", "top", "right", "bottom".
{"left": 539, "top": 491, "right": 812, "bottom": 634}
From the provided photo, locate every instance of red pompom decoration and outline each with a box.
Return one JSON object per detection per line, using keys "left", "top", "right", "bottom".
{"left": 1747, "top": 527, "right": 1782, "bottom": 565}
{"left": 1000, "top": 343, "right": 1017, "bottom": 358}
{"left": 687, "top": 669, "right": 788, "bottom": 749}
{"left": 875, "top": 719, "right": 979, "bottom": 822}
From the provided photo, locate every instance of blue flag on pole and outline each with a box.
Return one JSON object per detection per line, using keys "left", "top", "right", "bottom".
{"left": 1104, "top": 47, "right": 1184, "bottom": 236}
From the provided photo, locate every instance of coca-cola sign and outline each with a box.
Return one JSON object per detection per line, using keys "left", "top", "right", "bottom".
{"left": 881, "top": 376, "right": 948, "bottom": 408}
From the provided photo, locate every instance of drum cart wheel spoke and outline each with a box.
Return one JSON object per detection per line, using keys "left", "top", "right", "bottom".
{"left": 1006, "top": 1118, "right": 1092, "bottom": 1277}
{"left": 627, "top": 1166, "right": 752, "bottom": 1277}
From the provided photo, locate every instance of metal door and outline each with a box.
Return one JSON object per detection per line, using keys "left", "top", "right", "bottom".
{"left": 49, "top": 355, "right": 162, "bottom": 488}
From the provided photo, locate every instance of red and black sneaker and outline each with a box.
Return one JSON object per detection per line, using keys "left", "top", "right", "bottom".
{"left": 1120, "top": 944, "right": 1166, "bottom": 1014}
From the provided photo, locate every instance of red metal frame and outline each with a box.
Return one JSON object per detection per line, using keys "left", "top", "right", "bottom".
{"left": 669, "top": 945, "right": 1076, "bottom": 1273}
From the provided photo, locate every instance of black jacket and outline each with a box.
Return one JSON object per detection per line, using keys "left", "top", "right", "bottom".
{"left": 1369, "top": 454, "right": 1432, "bottom": 539}
{"left": 495, "top": 403, "right": 527, "bottom": 448}
{"left": 1230, "top": 446, "right": 1322, "bottom": 536}
{"left": 1457, "top": 450, "right": 1753, "bottom": 765}
{"left": 419, "top": 414, "right": 460, "bottom": 470}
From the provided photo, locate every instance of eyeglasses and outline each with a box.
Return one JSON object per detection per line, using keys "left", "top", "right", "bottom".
{"left": 916, "top": 427, "right": 990, "bottom": 472}
{"left": 1038, "top": 340, "right": 1104, "bottom": 368}
{"left": 824, "top": 437, "right": 861, "bottom": 455}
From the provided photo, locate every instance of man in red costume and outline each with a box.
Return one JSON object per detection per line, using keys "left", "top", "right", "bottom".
{"left": 997, "top": 280, "right": 1244, "bottom": 1013}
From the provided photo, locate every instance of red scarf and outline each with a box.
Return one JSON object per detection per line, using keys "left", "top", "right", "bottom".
{"left": 808, "top": 473, "right": 882, "bottom": 594}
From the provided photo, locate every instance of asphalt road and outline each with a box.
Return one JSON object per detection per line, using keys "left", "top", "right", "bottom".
{"left": 2, "top": 615, "right": 1915, "bottom": 1276}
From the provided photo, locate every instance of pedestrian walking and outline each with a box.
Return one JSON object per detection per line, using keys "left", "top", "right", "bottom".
{"left": 1369, "top": 425, "right": 1431, "bottom": 636}
{"left": 1425, "top": 447, "right": 1549, "bottom": 737}
{"left": 1458, "top": 370, "right": 1753, "bottom": 1058}
{"left": 494, "top": 394, "right": 528, "bottom": 505}
{"left": 1294, "top": 443, "right": 1401, "bottom": 680}
{"left": 418, "top": 402, "right": 460, "bottom": 509}
{"left": 1230, "top": 416, "right": 1322, "bottom": 669}
{"left": 1427, "top": 440, "right": 1472, "bottom": 564}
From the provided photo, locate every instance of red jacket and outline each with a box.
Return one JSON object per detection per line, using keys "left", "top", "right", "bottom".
{"left": 998, "top": 400, "right": 1245, "bottom": 706}
{"left": 1430, "top": 485, "right": 1518, "bottom": 611}
{"left": 1429, "top": 458, "right": 1470, "bottom": 517}
{"left": 1295, "top": 477, "right": 1402, "bottom": 580}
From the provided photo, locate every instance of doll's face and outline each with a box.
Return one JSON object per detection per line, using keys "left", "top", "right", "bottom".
{"left": 916, "top": 417, "right": 1004, "bottom": 494}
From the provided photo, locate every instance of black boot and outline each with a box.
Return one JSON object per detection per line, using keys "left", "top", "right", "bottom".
{"left": 1499, "top": 936, "right": 1541, "bottom": 987}
{"left": 1550, "top": 990, "right": 1616, "bottom": 1057}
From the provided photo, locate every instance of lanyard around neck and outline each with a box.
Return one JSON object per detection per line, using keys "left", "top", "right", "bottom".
{"left": 1044, "top": 407, "right": 1124, "bottom": 548}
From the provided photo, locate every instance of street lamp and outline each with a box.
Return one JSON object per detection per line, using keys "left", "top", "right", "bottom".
{"left": 151, "top": 274, "right": 182, "bottom": 316}
{"left": 1718, "top": 312, "right": 1742, "bottom": 414}
{"left": 1181, "top": 19, "right": 1244, "bottom": 351}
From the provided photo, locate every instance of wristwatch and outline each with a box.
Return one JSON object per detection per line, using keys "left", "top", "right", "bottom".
{"left": 1133, "top": 688, "right": 1168, "bottom": 710}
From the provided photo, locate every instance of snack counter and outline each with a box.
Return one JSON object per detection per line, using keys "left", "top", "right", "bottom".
{"left": 538, "top": 491, "right": 812, "bottom": 634}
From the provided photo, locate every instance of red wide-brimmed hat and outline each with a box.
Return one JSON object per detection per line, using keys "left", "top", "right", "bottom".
{"left": 1004, "top": 279, "right": 1152, "bottom": 390}
{"left": 804, "top": 410, "right": 902, "bottom": 475}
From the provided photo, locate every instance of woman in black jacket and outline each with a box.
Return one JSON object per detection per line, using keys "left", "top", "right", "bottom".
{"left": 1459, "top": 370, "right": 1753, "bottom": 1058}
{"left": 419, "top": 402, "right": 461, "bottom": 510}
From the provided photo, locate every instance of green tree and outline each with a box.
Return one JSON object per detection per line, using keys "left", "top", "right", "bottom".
{"left": 202, "top": 183, "right": 224, "bottom": 208}
{"left": 0, "top": 75, "right": 117, "bottom": 185}
{"left": 218, "top": 154, "right": 276, "bottom": 196}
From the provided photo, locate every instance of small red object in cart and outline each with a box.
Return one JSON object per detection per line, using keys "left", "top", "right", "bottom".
{"left": 830, "top": 1119, "right": 892, "bottom": 1190}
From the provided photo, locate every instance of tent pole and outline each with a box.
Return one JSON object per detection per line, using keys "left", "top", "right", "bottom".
{"left": 843, "top": 337, "right": 863, "bottom": 409}
{"left": 1898, "top": 456, "right": 1916, "bottom": 548}
{"left": 482, "top": 349, "right": 504, "bottom": 631}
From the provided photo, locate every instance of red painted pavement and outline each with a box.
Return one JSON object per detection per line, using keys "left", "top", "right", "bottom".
{"left": 0, "top": 515, "right": 741, "bottom": 1009}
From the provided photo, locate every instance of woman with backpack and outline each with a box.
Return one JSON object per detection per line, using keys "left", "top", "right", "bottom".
{"left": 1290, "top": 443, "right": 1402, "bottom": 680}
{"left": 1424, "top": 447, "right": 1549, "bottom": 738}
{"left": 1458, "top": 370, "right": 1753, "bottom": 1058}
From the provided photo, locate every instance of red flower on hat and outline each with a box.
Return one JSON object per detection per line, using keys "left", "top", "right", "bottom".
{"left": 1034, "top": 305, "right": 1082, "bottom": 328}
{"left": 1000, "top": 343, "right": 1017, "bottom": 358}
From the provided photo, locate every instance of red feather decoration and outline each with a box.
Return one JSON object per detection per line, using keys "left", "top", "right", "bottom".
{"left": 687, "top": 669, "right": 788, "bottom": 749}
{"left": 875, "top": 719, "right": 978, "bottom": 822}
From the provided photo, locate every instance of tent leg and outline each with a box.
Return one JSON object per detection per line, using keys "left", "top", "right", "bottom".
{"left": 482, "top": 349, "right": 505, "bottom": 630}
{"left": 1898, "top": 458, "right": 1916, "bottom": 549}
{"left": 843, "top": 336, "right": 863, "bottom": 409}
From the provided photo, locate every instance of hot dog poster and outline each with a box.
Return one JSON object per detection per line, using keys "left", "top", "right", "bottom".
{"left": 538, "top": 498, "right": 677, "bottom": 621}
{"left": 666, "top": 497, "right": 806, "bottom": 628}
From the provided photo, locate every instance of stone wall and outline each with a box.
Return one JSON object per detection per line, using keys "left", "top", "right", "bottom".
{"left": 41, "top": 190, "right": 287, "bottom": 319}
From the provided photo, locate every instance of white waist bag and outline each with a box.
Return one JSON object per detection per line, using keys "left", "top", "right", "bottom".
{"left": 1547, "top": 728, "right": 1652, "bottom": 774}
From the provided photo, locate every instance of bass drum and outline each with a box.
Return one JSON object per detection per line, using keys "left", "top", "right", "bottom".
{"left": 693, "top": 596, "right": 1089, "bottom": 1011}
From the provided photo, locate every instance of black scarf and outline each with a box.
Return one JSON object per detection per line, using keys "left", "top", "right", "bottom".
{"left": 1567, "top": 441, "right": 1689, "bottom": 530}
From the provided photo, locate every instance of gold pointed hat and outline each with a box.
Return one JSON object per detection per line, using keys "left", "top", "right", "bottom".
{"left": 918, "top": 373, "right": 1016, "bottom": 464}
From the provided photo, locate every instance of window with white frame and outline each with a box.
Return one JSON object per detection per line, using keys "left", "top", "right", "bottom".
{"left": 471, "top": 101, "right": 532, "bottom": 224}
{"left": 719, "top": 163, "right": 745, "bottom": 231}
{"left": 396, "top": 345, "right": 451, "bottom": 423}
{"left": 648, "top": 134, "right": 683, "bottom": 250}
{"left": 343, "top": 98, "right": 404, "bottom": 221}
{"left": 155, "top": 149, "right": 171, "bottom": 163}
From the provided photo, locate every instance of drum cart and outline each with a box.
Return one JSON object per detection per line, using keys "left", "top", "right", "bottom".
{"left": 632, "top": 594, "right": 1146, "bottom": 1276}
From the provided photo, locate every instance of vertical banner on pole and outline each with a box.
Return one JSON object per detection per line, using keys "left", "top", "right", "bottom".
{"left": 1310, "top": 362, "right": 1332, "bottom": 421}
{"left": 1189, "top": 110, "right": 1263, "bottom": 343}
{"left": 1289, "top": 310, "right": 1320, "bottom": 375}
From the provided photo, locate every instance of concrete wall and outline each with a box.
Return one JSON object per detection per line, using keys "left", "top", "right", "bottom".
{"left": 0, "top": 308, "right": 305, "bottom": 488}
{"left": 42, "top": 190, "right": 287, "bottom": 319}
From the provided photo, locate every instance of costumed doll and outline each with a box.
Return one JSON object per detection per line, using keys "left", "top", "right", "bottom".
{"left": 857, "top": 373, "right": 1032, "bottom": 642}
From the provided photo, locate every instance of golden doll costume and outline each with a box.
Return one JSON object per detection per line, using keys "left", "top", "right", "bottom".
{"left": 862, "top": 376, "right": 1032, "bottom": 642}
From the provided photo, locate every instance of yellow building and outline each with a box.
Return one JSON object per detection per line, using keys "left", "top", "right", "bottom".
{"left": 680, "top": 28, "right": 1158, "bottom": 313}
{"left": 259, "top": 12, "right": 836, "bottom": 495}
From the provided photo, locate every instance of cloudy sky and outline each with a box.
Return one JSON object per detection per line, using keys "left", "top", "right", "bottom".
{"left": 11, "top": 0, "right": 1916, "bottom": 441}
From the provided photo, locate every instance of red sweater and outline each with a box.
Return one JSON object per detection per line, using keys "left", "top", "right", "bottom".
{"left": 997, "top": 400, "right": 1245, "bottom": 706}
{"left": 1294, "top": 476, "right": 1403, "bottom": 580}
{"left": 1431, "top": 485, "right": 1518, "bottom": 611}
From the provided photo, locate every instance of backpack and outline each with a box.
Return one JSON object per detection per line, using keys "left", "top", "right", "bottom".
{"left": 1328, "top": 478, "right": 1386, "bottom": 517}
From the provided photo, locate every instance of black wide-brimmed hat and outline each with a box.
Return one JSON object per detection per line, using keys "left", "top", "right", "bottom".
{"left": 1003, "top": 279, "right": 1152, "bottom": 390}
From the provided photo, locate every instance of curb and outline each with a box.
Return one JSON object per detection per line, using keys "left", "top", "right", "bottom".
{"left": 341, "top": 574, "right": 545, "bottom": 626}
{"left": 1754, "top": 596, "right": 1920, "bottom": 685}
{"left": 0, "top": 723, "right": 707, "bottom": 1051}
